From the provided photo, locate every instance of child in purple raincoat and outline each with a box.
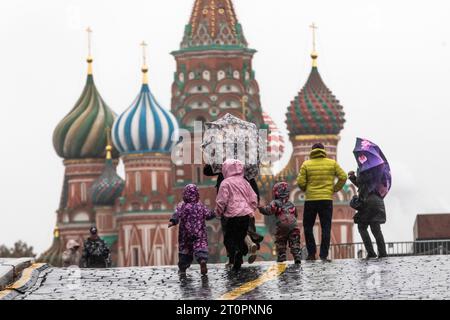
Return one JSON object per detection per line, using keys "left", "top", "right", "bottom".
{"left": 169, "top": 184, "right": 215, "bottom": 275}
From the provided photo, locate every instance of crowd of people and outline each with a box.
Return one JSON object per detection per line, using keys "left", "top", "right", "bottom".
{"left": 170, "top": 142, "right": 388, "bottom": 275}
{"left": 63, "top": 143, "right": 388, "bottom": 274}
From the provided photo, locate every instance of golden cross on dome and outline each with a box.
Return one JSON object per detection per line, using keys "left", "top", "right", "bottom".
{"left": 309, "top": 23, "right": 319, "bottom": 66}
{"left": 86, "top": 27, "right": 94, "bottom": 74}
{"left": 140, "top": 41, "right": 149, "bottom": 84}
{"left": 309, "top": 23, "right": 318, "bottom": 52}
{"left": 86, "top": 26, "right": 93, "bottom": 57}
{"left": 140, "top": 41, "right": 148, "bottom": 66}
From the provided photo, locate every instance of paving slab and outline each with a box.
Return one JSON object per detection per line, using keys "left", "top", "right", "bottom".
{"left": 4, "top": 255, "right": 450, "bottom": 300}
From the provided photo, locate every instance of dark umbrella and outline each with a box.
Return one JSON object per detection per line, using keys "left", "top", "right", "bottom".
{"left": 353, "top": 138, "right": 392, "bottom": 198}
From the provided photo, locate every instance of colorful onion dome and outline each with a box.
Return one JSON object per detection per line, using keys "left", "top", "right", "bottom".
{"left": 90, "top": 141, "right": 125, "bottom": 206}
{"left": 262, "top": 112, "right": 285, "bottom": 162}
{"left": 285, "top": 51, "right": 345, "bottom": 137}
{"left": 53, "top": 57, "right": 118, "bottom": 159}
{"left": 112, "top": 53, "right": 179, "bottom": 154}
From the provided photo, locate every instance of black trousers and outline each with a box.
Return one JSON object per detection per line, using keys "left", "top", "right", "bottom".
{"left": 223, "top": 216, "right": 250, "bottom": 264}
{"left": 222, "top": 216, "right": 261, "bottom": 259}
{"left": 303, "top": 200, "right": 333, "bottom": 259}
{"left": 358, "top": 222, "right": 387, "bottom": 257}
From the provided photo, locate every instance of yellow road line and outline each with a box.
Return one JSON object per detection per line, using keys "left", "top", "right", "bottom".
{"left": 218, "top": 263, "right": 287, "bottom": 300}
{"left": 0, "top": 288, "right": 13, "bottom": 300}
{"left": 0, "top": 263, "right": 46, "bottom": 299}
{"left": 7, "top": 263, "right": 46, "bottom": 290}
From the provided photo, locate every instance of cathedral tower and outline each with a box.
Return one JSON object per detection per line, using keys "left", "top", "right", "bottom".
{"left": 49, "top": 28, "right": 119, "bottom": 259}
{"left": 280, "top": 24, "right": 356, "bottom": 257}
{"left": 171, "top": 0, "right": 267, "bottom": 262}
{"left": 112, "top": 43, "right": 180, "bottom": 266}
{"left": 171, "top": 0, "right": 264, "bottom": 179}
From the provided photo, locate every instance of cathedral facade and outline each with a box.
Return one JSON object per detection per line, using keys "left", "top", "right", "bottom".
{"left": 40, "top": 0, "right": 355, "bottom": 267}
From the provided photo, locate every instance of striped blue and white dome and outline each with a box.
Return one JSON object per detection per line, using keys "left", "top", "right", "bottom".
{"left": 112, "top": 77, "right": 179, "bottom": 154}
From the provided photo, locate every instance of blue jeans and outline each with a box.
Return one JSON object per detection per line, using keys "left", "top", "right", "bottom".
{"left": 303, "top": 200, "right": 333, "bottom": 259}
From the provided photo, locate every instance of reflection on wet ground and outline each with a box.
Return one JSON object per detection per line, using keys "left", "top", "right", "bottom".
{"left": 9, "top": 256, "right": 450, "bottom": 300}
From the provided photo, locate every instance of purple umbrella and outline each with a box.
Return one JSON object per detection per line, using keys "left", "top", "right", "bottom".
{"left": 353, "top": 138, "right": 392, "bottom": 198}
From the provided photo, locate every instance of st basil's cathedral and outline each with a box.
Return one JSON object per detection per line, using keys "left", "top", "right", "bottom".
{"left": 40, "top": 0, "right": 356, "bottom": 267}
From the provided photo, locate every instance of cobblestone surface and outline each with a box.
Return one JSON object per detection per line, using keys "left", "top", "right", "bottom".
{"left": 11, "top": 255, "right": 450, "bottom": 300}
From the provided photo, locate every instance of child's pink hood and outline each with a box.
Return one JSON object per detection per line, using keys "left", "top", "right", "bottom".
{"left": 222, "top": 159, "right": 245, "bottom": 179}
{"left": 215, "top": 159, "right": 257, "bottom": 218}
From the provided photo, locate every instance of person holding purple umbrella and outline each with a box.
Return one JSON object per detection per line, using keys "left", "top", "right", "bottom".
{"left": 349, "top": 138, "right": 391, "bottom": 259}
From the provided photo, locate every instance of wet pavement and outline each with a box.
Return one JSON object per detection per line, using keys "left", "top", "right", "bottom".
{"left": 10, "top": 255, "right": 450, "bottom": 300}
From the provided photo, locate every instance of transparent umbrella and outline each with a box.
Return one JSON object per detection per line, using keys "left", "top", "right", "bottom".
{"left": 201, "top": 113, "right": 261, "bottom": 180}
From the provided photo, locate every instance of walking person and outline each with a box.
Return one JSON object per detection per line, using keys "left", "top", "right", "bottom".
{"left": 80, "top": 227, "right": 111, "bottom": 268}
{"left": 204, "top": 164, "right": 263, "bottom": 264}
{"left": 62, "top": 239, "right": 81, "bottom": 267}
{"left": 215, "top": 159, "right": 258, "bottom": 271}
{"left": 349, "top": 169, "right": 387, "bottom": 259}
{"left": 169, "top": 184, "right": 216, "bottom": 275}
{"left": 258, "top": 182, "right": 302, "bottom": 264}
{"left": 297, "top": 143, "right": 347, "bottom": 261}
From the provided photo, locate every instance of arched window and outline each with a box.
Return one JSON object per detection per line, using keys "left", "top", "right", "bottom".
{"left": 219, "top": 100, "right": 239, "bottom": 109}
{"left": 218, "top": 84, "right": 241, "bottom": 93}
{"left": 135, "top": 172, "right": 141, "bottom": 193}
{"left": 151, "top": 171, "right": 157, "bottom": 191}
{"left": 217, "top": 70, "right": 226, "bottom": 81}
{"left": 341, "top": 225, "right": 348, "bottom": 244}
{"left": 154, "top": 246, "right": 163, "bottom": 266}
{"left": 188, "top": 84, "right": 209, "bottom": 94}
{"left": 202, "top": 71, "right": 210, "bottom": 81}
{"left": 132, "top": 246, "right": 140, "bottom": 266}
{"left": 81, "top": 183, "right": 87, "bottom": 203}
{"left": 164, "top": 172, "right": 169, "bottom": 188}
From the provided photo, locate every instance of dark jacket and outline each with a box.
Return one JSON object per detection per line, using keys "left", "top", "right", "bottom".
{"left": 349, "top": 173, "right": 386, "bottom": 224}
{"left": 203, "top": 164, "right": 260, "bottom": 203}
{"left": 80, "top": 236, "right": 111, "bottom": 268}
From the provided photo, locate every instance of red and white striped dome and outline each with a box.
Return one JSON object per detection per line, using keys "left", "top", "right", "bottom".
{"left": 262, "top": 112, "right": 285, "bottom": 163}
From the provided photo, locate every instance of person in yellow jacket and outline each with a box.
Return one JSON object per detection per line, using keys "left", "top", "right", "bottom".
{"left": 297, "top": 143, "right": 347, "bottom": 261}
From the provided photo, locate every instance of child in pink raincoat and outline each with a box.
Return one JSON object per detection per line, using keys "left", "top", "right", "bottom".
{"left": 215, "top": 159, "right": 258, "bottom": 271}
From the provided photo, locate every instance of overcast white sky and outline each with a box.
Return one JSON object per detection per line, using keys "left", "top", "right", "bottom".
{"left": 1, "top": 0, "right": 449, "bottom": 255}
